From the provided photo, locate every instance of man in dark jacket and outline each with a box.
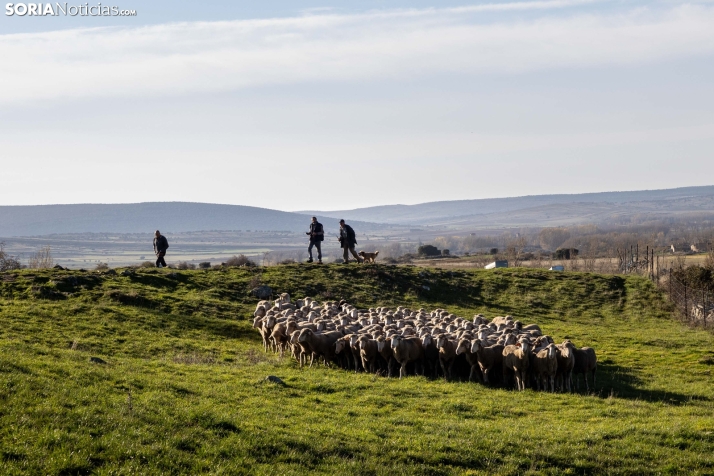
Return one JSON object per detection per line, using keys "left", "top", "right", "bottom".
{"left": 338, "top": 219, "right": 362, "bottom": 263}
{"left": 306, "top": 216, "right": 324, "bottom": 264}
{"left": 153, "top": 230, "right": 169, "bottom": 268}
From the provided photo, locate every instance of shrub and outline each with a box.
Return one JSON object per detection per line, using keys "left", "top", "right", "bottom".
{"left": 176, "top": 261, "right": 196, "bottom": 270}
{"left": 0, "top": 242, "right": 21, "bottom": 271}
{"left": 553, "top": 248, "right": 579, "bottom": 260}
{"left": 417, "top": 245, "right": 440, "bottom": 257}
{"left": 140, "top": 261, "right": 155, "bottom": 268}
{"left": 278, "top": 259, "right": 296, "bottom": 265}
{"left": 28, "top": 246, "right": 53, "bottom": 269}
{"left": 198, "top": 262, "right": 211, "bottom": 269}
{"left": 224, "top": 255, "right": 256, "bottom": 267}
{"left": 95, "top": 263, "right": 109, "bottom": 271}
{"left": 490, "top": 248, "right": 499, "bottom": 255}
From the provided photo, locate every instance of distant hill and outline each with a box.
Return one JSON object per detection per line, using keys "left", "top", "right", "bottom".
{"left": 300, "top": 185, "right": 714, "bottom": 226}
{"left": 0, "top": 202, "right": 390, "bottom": 237}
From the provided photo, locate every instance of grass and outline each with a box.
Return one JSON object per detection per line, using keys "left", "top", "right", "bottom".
{"left": 1, "top": 264, "right": 714, "bottom": 474}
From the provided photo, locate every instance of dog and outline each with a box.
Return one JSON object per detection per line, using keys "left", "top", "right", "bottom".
{"left": 358, "top": 251, "right": 379, "bottom": 263}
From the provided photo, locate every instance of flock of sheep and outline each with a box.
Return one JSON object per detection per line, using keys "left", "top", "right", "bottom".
{"left": 252, "top": 294, "right": 598, "bottom": 391}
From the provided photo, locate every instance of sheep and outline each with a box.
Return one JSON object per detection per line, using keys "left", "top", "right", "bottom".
{"left": 556, "top": 340, "right": 576, "bottom": 392}
{"left": 502, "top": 338, "right": 531, "bottom": 391}
{"left": 297, "top": 329, "right": 343, "bottom": 367}
{"left": 533, "top": 344, "right": 558, "bottom": 392}
{"left": 471, "top": 340, "right": 504, "bottom": 385}
{"left": 436, "top": 335, "right": 458, "bottom": 381}
{"left": 455, "top": 338, "right": 482, "bottom": 383}
{"left": 421, "top": 334, "right": 440, "bottom": 379}
{"left": 573, "top": 346, "right": 597, "bottom": 391}
{"left": 376, "top": 335, "right": 397, "bottom": 377}
{"left": 253, "top": 297, "right": 596, "bottom": 389}
{"left": 358, "top": 335, "right": 380, "bottom": 373}
{"left": 391, "top": 335, "right": 424, "bottom": 379}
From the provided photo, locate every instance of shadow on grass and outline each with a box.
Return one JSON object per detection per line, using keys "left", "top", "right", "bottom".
{"left": 592, "top": 360, "right": 710, "bottom": 404}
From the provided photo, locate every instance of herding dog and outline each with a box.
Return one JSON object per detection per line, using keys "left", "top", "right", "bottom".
{"left": 358, "top": 251, "right": 379, "bottom": 263}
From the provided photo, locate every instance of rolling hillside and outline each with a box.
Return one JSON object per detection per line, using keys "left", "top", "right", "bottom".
{"left": 1, "top": 265, "right": 714, "bottom": 474}
{"left": 302, "top": 185, "right": 714, "bottom": 226}
{"left": 0, "top": 202, "right": 393, "bottom": 237}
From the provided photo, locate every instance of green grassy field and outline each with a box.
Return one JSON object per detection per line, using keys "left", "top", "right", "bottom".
{"left": 1, "top": 264, "right": 714, "bottom": 475}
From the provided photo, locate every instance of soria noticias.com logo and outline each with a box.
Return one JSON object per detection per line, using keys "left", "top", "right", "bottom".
{"left": 5, "top": 3, "right": 136, "bottom": 16}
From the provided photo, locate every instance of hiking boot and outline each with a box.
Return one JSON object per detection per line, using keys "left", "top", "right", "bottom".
{"left": 318, "top": 260, "right": 323, "bottom": 264}
{"left": 306, "top": 258, "right": 313, "bottom": 263}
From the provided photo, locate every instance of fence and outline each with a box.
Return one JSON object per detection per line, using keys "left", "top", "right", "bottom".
{"left": 659, "top": 269, "right": 714, "bottom": 328}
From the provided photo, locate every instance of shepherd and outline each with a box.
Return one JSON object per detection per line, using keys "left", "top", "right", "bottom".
{"left": 338, "top": 219, "right": 362, "bottom": 264}
{"left": 153, "top": 230, "right": 169, "bottom": 268}
{"left": 306, "top": 216, "right": 324, "bottom": 264}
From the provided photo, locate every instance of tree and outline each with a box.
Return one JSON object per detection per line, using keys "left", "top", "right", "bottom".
{"left": 28, "top": 246, "right": 53, "bottom": 269}
{"left": 0, "top": 242, "right": 21, "bottom": 271}
{"left": 539, "top": 228, "right": 571, "bottom": 251}
{"left": 417, "top": 245, "right": 441, "bottom": 257}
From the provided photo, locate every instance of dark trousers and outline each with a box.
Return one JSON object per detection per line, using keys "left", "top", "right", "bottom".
{"left": 308, "top": 240, "right": 322, "bottom": 261}
{"left": 342, "top": 245, "right": 361, "bottom": 263}
{"left": 156, "top": 251, "right": 167, "bottom": 268}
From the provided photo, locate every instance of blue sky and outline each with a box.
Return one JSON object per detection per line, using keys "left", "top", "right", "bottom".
{"left": 1, "top": 1, "right": 713, "bottom": 211}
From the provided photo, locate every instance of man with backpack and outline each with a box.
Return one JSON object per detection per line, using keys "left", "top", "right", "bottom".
{"left": 153, "top": 230, "right": 169, "bottom": 268}
{"left": 306, "top": 216, "right": 324, "bottom": 264}
{"left": 338, "top": 219, "right": 362, "bottom": 264}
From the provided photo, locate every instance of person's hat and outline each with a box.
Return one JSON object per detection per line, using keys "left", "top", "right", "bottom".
{"left": 339, "top": 219, "right": 345, "bottom": 224}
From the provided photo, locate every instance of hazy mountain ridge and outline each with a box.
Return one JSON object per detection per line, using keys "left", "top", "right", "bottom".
{"left": 0, "top": 202, "right": 392, "bottom": 237}
{"left": 300, "top": 185, "right": 714, "bottom": 225}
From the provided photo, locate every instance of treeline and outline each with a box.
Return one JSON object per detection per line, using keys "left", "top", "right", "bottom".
{"left": 421, "top": 219, "right": 714, "bottom": 259}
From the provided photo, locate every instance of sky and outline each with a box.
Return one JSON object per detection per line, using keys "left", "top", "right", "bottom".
{"left": 1, "top": 0, "right": 713, "bottom": 211}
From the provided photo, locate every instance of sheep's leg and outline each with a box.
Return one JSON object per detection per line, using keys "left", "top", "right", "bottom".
{"left": 440, "top": 360, "right": 449, "bottom": 381}
{"left": 309, "top": 353, "right": 315, "bottom": 368}
{"left": 482, "top": 366, "right": 490, "bottom": 384}
{"left": 400, "top": 362, "right": 407, "bottom": 379}
{"left": 592, "top": 369, "right": 596, "bottom": 390}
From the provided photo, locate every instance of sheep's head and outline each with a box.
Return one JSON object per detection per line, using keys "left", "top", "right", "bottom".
{"left": 470, "top": 339, "right": 483, "bottom": 354}
{"left": 297, "top": 328, "right": 312, "bottom": 343}
{"left": 519, "top": 338, "right": 531, "bottom": 353}
{"left": 421, "top": 334, "right": 433, "bottom": 347}
{"left": 455, "top": 339, "right": 469, "bottom": 355}
{"left": 289, "top": 331, "right": 301, "bottom": 344}
{"left": 546, "top": 344, "right": 557, "bottom": 359}
{"left": 390, "top": 335, "right": 402, "bottom": 349}
{"left": 376, "top": 336, "right": 386, "bottom": 352}
{"left": 348, "top": 334, "right": 360, "bottom": 347}
{"left": 334, "top": 338, "right": 346, "bottom": 354}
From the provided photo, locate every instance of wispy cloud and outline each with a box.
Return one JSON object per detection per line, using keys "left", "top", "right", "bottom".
{"left": 1, "top": 2, "right": 713, "bottom": 103}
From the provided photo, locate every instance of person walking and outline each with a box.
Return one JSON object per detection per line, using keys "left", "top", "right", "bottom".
{"left": 338, "top": 219, "right": 362, "bottom": 264}
{"left": 153, "top": 230, "right": 169, "bottom": 268}
{"left": 306, "top": 216, "right": 324, "bottom": 263}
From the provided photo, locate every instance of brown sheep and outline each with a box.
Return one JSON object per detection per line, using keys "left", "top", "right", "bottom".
{"left": 533, "top": 344, "right": 558, "bottom": 392}
{"left": 391, "top": 335, "right": 424, "bottom": 379}
{"left": 471, "top": 340, "right": 504, "bottom": 385}
{"left": 573, "top": 347, "right": 597, "bottom": 391}
{"left": 502, "top": 338, "right": 531, "bottom": 391}
{"left": 436, "top": 335, "right": 458, "bottom": 381}
{"left": 455, "top": 338, "right": 482, "bottom": 383}
{"left": 556, "top": 340, "right": 576, "bottom": 392}
{"left": 297, "top": 329, "right": 342, "bottom": 367}
{"left": 358, "top": 335, "right": 380, "bottom": 373}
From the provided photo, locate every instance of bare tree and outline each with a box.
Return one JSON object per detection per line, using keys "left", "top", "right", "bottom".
{"left": 28, "top": 246, "right": 54, "bottom": 269}
{"left": 505, "top": 237, "right": 527, "bottom": 267}
{"left": 0, "top": 242, "right": 22, "bottom": 271}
